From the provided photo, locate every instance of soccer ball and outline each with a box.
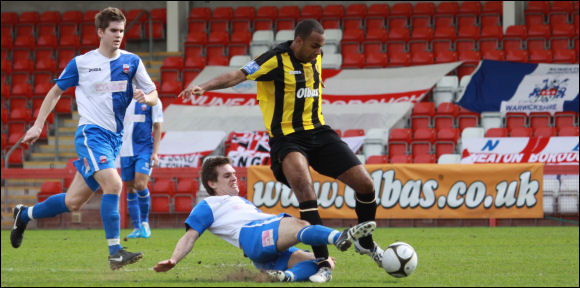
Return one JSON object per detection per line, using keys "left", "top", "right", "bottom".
{"left": 381, "top": 242, "right": 418, "bottom": 278}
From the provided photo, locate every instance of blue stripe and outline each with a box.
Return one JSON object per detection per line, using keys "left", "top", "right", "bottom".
{"left": 110, "top": 54, "right": 140, "bottom": 133}
{"left": 55, "top": 57, "right": 79, "bottom": 91}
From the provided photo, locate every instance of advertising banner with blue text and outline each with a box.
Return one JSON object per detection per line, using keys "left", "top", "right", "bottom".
{"left": 247, "top": 164, "right": 544, "bottom": 219}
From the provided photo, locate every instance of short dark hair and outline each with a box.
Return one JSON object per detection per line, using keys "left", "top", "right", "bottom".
{"left": 95, "top": 7, "right": 126, "bottom": 31}
{"left": 201, "top": 156, "right": 232, "bottom": 196}
{"left": 294, "top": 19, "right": 324, "bottom": 40}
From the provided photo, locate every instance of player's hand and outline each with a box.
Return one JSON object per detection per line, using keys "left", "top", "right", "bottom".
{"left": 133, "top": 88, "right": 147, "bottom": 103}
{"left": 154, "top": 259, "right": 176, "bottom": 272}
{"left": 178, "top": 85, "right": 204, "bottom": 100}
{"left": 22, "top": 125, "right": 43, "bottom": 145}
{"left": 151, "top": 153, "right": 159, "bottom": 167}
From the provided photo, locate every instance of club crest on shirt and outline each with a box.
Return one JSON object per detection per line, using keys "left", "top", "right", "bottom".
{"left": 123, "top": 64, "right": 130, "bottom": 74}
{"left": 99, "top": 155, "right": 107, "bottom": 164}
{"left": 141, "top": 104, "right": 147, "bottom": 111}
{"left": 261, "top": 229, "right": 274, "bottom": 247}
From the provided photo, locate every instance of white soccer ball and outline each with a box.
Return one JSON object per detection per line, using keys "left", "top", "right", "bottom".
{"left": 381, "top": 242, "right": 418, "bottom": 278}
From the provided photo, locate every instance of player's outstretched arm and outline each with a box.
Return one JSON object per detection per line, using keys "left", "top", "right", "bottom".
{"left": 154, "top": 228, "right": 200, "bottom": 272}
{"left": 179, "top": 70, "right": 246, "bottom": 100}
{"left": 22, "top": 84, "right": 64, "bottom": 145}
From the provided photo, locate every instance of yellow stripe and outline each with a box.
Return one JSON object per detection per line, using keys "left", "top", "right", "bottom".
{"left": 280, "top": 53, "right": 296, "bottom": 136}
{"left": 302, "top": 62, "right": 315, "bottom": 130}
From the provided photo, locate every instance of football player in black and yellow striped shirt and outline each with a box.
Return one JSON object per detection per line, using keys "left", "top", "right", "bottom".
{"left": 180, "top": 19, "right": 382, "bottom": 282}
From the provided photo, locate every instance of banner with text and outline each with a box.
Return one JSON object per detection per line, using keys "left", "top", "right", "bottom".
{"left": 227, "top": 131, "right": 365, "bottom": 167}
{"left": 461, "top": 137, "right": 579, "bottom": 165}
{"left": 247, "top": 163, "right": 544, "bottom": 219}
{"left": 157, "top": 131, "right": 226, "bottom": 167}
{"left": 457, "top": 60, "right": 579, "bottom": 114}
{"left": 172, "top": 62, "right": 461, "bottom": 106}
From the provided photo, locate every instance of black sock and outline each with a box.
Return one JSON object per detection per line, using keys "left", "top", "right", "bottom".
{"left": 355, "top": 192, "right": 377, "bottom": 249}
{"left": 299, "top": 200, "right": 330, "bottom": 268}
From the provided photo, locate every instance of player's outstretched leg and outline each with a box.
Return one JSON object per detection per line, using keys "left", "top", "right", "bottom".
{"left": 108, "top": 249, "right": 144, "bottom": 270}
{"left": 334, "top": 221, "right": 376, "bottom": 252}
{"left": 354, "top": 240, "right": 384, "bottom": 267}
{"left": 10, "top": 205, "right": 29, "bottom": 248}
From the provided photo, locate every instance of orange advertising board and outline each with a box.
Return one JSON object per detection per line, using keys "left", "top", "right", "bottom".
{"left": 246, "top": 163, "right": 544, "bottom": 219}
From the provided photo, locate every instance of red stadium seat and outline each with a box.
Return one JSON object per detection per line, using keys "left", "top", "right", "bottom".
{"left": 411, "top": 2, "right": 435, "bottom": 29}
{"left": 552, "top": 49, "right": 576, "bottom": 64}
{"left": 456, "top": 26, "right": 480, "bottom": 53}
{"left": 413, "top": 153, "right": 436, "bottom": 164}
{"left": 57, "top": 48, "right": 77, "bottom": 70}
{"left": 524, "top": 1, "right": 549, "bottom": 26}
{"left": 188, "top": 7, "right": 210, "bottom": 33}
{"left": 457, "top": 2, "right": 481, "bottom": 29}
{"left": 409, "top": 27, "right": 433, "bottom": 54}
{"left": 558, "top": 127, "right": 579, "bottom": 136}
{"left": 479, "top": 25, "right": 503, "bottom": 55}
{"left": 505, "top": 112, "right": 527, "bottom": 129}
{"left": 529, "top": 112, "right": 552, "bottom": 128}
{"left": 11, "top": 72, "right": 33, "bottom": 97}
{"left": 276, "top": 6, "right": 299, "bottom": 31}
{"left": 388, "top": 128, "right": 412, "bottom": 157}
{"left": 411, "top": 128, "right": 435, "bottom": 156}
{"left": 503, "top": 25, "right": 527, "bottom": 52}
{"left": 174, "top": 178, "right": 198, "bottom": 213}
{"left": 435, "top": 2, "right": 459, "bottom": 28}
{"left": 33, "top": 72, "right": 53, "bottom": 96}
{"left": 481, "top": 1, "right": 502, "bottom": 28}
{"left": 184, "top": 45, "right": 206, "bottom": 70}
{"left": 410, "top": 102, "right": 435, "bottom": 130}
{"left": 364, "top": 28, "right": 388, "bottom": 44}
{"left": 554, "top": 111, "right": 576, "bottom": 128}
{"left": 390, "top": 154, "right": 412, "bottom": 164}
{"left": 505, "top": 49, "right": 529, "bottom": 62}
{"left": 550, "top": 24, "right": 575, "bottom": 51}
{"left": 435, "top": 50, "right": 458, "bottom": 63}
{"left": 533, "top": 127, "right": 557, "bottom": 137}
{"left": 38, "top": 181, "right": 63, "bottom": 202}
{"left": 388, "top": 52, "right": 411, "bottom": 67}
{"left": 254, "top": 6, "right": 277, "bottom": 31}
{"left": 386, "top": 27, "right": 410, "bottom": 54}
{"left": 210, "top": 7, "right": 233, "bottom": 33}
{"left": 300, "top": 5, "right": 322, "bottom": 21}
{"left": 549, "top": 1, "right": 574, "bottom": 25}
{"left": 146, "top": 8, "right": 167, "bottom": 39}
{"left": 434, "top": 102, "right": 459, "bottom": 129}
{"left": 7, "top": 147, "right": 25, "bottom": 166}
{"left": 151, "top": 178, "right": 175, "bottom": 213}
{"left": 411, "top": 51, "right": 434, "bottom": 66}
{"left": 526, "top": 24, "right": 551, "bottom": 51}
{"left": 432, "top": 26, "right": 456, "bottom": 55}
{"left": 529, "top": 49, "right": 553, "bottom": 63}
{"left": 366, "top": 155, "right": 389, "bottom": 164}
{"left": 509, "top": 127, "right": 532, "bottom": 137}
{"left": 34, "top": 49, "right": 58, "bottom": 73}
{"left": 363, "top": 42, "right": 387, "bottom": 68}
{"left": 457, "top": 107, "right": 480, "bottom": 131}
{"left": 343, "top": 129, "right": 365, "bottom": 137}
{"left": 434, "top": 127, "right": 459, "bottom": 157}
{"left": 342, "top": 28, "right": 365, "bottom": 43}
{"left": 12, "top": 49, "right": 35, "bottom": 72}
{"left": 485, "top": 127, "right": 508, "bottom": 137}
{"left": 388, "top": 3, "right": 412, "bottom": 29}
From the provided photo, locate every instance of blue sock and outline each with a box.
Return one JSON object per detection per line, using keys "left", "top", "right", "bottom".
{"left": 21, "top": 193, "right": 70, "bottom": 224}
{"left": 127, "top": 192, "right": 141, "bottom": 229}
{"left": 101, "top": 194, "right": 122, "bottom": 255}
{"left": 137, "top": 188, "right": 150, "bottom": 224}
{"left": 285, "top": 260, "right": 318, "bottom": 282}
{"left": 296, "top": 225, "right": 341, "bottom": 246}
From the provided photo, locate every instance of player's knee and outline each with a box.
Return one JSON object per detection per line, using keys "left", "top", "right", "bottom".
{"left": 134, "top": 182, "right": 147, "bottom": 191}
{"left": 65, "top": 198, "right": 84, "bottom": 212}
{"left": 295, "top": 218, "right": 311, "bottom": 228}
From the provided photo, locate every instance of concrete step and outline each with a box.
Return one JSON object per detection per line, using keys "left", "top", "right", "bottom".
{"left": 36, "top": 144, "right": 75, "bottom": 153}
{"left": 56, "top": 126, "right": 77, "bottom": 136}
{"left": 23, "top": 161, "right": 68, "bottom": 169}
{"left": 29, "top": 152, "right": 78, "bottom": 161}
{"left": 62, "top": 119, "right": 78, "bottom": 128}
{"left": 48, "top": 135, "right": 75, "bottom": 146}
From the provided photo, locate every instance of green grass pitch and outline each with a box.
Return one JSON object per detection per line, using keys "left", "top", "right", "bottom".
{"left": 1, "top": 226, "right": 578, "bottom": 286}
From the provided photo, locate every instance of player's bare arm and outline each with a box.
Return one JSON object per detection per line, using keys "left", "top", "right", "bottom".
{"left": 22, "top": 84, "right": 64, "bottom": 145}
{"left": 154, "top": 228, "right": 200, "bottom": 272}
{"left": 134, "top": 88, "right": 158, "bottom": 106}
{"left": 179, "top": 70, "right": 246, "bottom": 99}
{"left": 151, "top": 122, "right": 162, "bottom": 167}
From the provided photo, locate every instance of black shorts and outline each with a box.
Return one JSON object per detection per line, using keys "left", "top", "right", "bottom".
{"left": 269, "top": 125, "right": 361, "bottom": 186}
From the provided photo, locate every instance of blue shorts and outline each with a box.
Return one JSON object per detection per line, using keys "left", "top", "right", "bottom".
{"left": 239, "top": 213, "right": 298, "bottom": 271}
{"left": 73, "top": 124, "right": 122, "bottom": 192}
{"left": 120, "top": 154, "right": 152, "bottom": 181}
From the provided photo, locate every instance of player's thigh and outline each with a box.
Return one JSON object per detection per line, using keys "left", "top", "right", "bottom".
{"left": 276, "top": 217, "right": 310, "bottom": 251}
{"left": 93, "top": 168, "right": 123, "bottom": 195}
{"left": 65, "top": 172, "right": 96, "bottom": 211}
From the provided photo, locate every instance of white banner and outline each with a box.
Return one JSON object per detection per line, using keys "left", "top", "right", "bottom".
{"left": 500, "top": 64, "right": 579, "bottom": 114}
{"left": 461, "top": 136, "right": 579, "bottom": 165}
{"left": 171, "top": 62, "right": 461, "bottom": 106}
{"left": 157, "top": 131, "right": 226, "bottom": 167}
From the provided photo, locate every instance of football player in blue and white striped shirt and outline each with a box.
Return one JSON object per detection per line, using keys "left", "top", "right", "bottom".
{"left": 14, "top": 7, "right": 157, "bottom": 270}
